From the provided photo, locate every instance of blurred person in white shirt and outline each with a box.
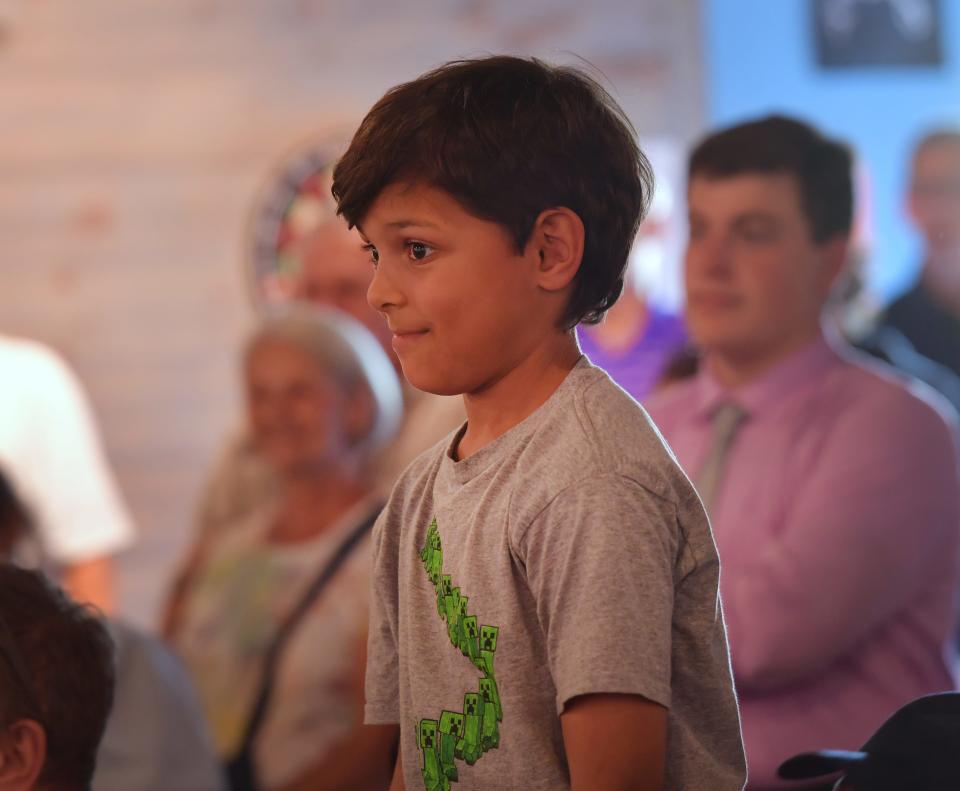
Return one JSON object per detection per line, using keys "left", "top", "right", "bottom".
{"left": 0, "top": 334, "right": 133, "bottom": 613}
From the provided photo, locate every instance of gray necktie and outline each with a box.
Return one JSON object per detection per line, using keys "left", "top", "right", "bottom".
{"left": 695, "top": 402, "right": 747, "bottom": 513}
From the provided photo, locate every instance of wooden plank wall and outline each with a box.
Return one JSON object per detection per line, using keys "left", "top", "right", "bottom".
{"left": 0, "top": 0, "right": 704, "bottom": 627}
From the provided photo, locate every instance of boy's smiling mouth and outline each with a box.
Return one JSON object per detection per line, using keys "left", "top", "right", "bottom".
{"left": 390, "top": 327, "right": 430, "bottom": 352}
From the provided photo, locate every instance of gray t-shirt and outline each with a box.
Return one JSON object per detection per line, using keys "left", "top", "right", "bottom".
{"left": 366, "top": 358, "right": 746, "bottom": 790}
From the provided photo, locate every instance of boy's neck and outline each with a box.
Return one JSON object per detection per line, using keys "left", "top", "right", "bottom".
{"left": 455, "top": 332, "right": 582, "bottom": 460}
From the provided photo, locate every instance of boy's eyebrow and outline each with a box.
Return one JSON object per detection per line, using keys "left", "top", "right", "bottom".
{"left": 355, "top": 218, "right": 443, "bottom": 240}
{"left": 386, "top": 219, "right": 442, "bottom": 230}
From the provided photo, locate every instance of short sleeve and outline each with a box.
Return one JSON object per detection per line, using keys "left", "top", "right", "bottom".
{"left": 363, "top": 507, "right": 401, "bottom": 724}
{"left": 517, "top": 473, "right": 679, "bottom": 714}
{"left": 12, "top": 346, "right": 133, "bottom": 562}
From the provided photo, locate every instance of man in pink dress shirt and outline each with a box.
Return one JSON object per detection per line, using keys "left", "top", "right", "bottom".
{"left": 646, "top": 115, "right": 960, "bottom": 790}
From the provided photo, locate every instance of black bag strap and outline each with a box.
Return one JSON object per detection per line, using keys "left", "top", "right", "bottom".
{"left": 232, "top": 502, "right": 382, "bottom": 760}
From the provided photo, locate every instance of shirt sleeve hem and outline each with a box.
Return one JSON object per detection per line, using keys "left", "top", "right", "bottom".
{"left": 555, "top": 678, "right": 672, "bottom": 717}
{"left": 364, "top": 703, "right": 400, "bottom": 725}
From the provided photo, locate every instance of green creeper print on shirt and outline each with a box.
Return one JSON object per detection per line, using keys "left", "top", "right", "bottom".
{"left": 417, "top": 518, "right": 503, "bottom": 791}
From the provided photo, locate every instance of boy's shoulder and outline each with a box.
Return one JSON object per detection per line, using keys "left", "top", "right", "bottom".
{"left": 507, "top": 361, "right": 687, "bottom": 506}
{"left": 557, "top": 360, "right": 676, "bottom": 451}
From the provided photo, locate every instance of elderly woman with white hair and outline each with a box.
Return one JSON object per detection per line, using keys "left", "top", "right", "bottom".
{"left": 167, "top": 306, "right": 402, "bottom": 791}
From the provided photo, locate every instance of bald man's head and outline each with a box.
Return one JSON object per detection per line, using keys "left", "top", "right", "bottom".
{"left": 290, "top": 222, "right": 394, "bottom": 356}
{"left": 909, "top": 129, "right": 960, "bottom": 261}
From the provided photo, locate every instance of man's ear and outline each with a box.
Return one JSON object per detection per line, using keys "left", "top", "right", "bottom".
{"left": 819, "top": 235, "right": 851, "bottom": 295}
{"left": 0, "top": 719, "right": 46, "bottom": 791}
{"left": 527, "top": 208, "right": 585, "bottom": 293}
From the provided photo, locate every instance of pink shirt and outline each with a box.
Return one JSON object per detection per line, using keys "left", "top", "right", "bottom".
{"left": 645, "top": 334, "right": 960, "bottom": 789}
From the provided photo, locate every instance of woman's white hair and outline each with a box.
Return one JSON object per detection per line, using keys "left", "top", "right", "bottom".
{"left": 246, "top": 305, "right": 402, "bottom": 455}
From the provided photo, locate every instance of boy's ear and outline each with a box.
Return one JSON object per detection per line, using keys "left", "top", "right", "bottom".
{"left": 527, "top": 207, "right": 585, "bottom": 293}
{"left": 0, "top": 719, "right": 47, "bottom": 791}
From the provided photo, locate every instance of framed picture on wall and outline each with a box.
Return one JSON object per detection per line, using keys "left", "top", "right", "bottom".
{"left": 813, "top": 0, "right": 943, "bottom": 67}
{"left": 247, "top": 138, "right": 345, "bottom": 308}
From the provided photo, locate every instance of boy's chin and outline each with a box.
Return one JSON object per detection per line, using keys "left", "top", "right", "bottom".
{"left": 399, "top": 365, "right": 466, "bottom": 397}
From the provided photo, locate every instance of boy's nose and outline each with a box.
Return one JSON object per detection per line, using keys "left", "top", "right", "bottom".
{"left": 367, "top": 262, "right": 404, "bottom": 313}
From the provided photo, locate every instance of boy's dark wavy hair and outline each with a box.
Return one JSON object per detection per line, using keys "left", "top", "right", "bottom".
{"left": 332, "top": 55, "right": 654, "bottom": 329}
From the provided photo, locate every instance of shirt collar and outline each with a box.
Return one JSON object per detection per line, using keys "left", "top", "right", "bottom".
{"left": 694, "top": 331, "right": 838, "bottom": 421}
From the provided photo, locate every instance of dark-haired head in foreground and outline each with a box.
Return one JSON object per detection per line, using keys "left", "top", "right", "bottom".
{"left": 332, "top": 55, "right": 653, "bottom": 394}
{"left": 0, "top": 560, "right": 115, "bottom": 791}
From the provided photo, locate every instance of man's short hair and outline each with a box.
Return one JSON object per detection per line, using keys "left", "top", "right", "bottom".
{"left": 332, "top": 55, "right": 654, "bottom": 329}
{"left": 0, "top": 564, "right": 115, "bottom": 790}
{"left": 913, "top": 126, "right": 960, "bottom": 158}
{"left": 688, "top": 115, "right": 853, "bottom": 243}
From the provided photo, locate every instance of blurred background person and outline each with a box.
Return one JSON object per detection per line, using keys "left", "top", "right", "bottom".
{"left": 166, "top": 306, "right": 402, "bottom": 791}
{"left": 828, "top": 251, "right": 960, "bottom": 415}
{"left": 0, "top": 334, "right": 133, "bottom": 614}
{"left": 666, "top": 244, "right": 960, "bottom": 412}
{"left": 0, "top": 469, "right": 224, "bottom": 791}
{"left": 659, "top": 246, "right": 960, "bottom": 413}
{"left": 646, "top": 115, "right": 960, "bottom": 790}
{"left": 0, "top": 563, "right": 114, "bottom": 791}
{"left": 880, "top": 128, "right": 960, "bottom": 376}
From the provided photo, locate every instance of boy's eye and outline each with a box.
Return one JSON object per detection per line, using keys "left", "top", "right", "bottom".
{"left": 406, "top": 241, "right": 435, "bottom": 262}
{"left": 361, "top": 243, "right": 380, "bottom": 266}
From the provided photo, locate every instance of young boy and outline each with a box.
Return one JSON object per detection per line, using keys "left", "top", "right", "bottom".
{"left": 332, "top": 56, "right": 746, "bottom": 791}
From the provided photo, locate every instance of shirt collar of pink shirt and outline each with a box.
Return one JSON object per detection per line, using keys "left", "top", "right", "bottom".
{"left": 693, "top": 331, "right": 839, "bottom": 423}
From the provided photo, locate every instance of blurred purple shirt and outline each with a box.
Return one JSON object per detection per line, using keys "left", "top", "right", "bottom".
{"left": 577, "top": 308, "right": 687, "bottom": 401}
{"left": 645, "top": 333, "right": 960, "bottom": 790}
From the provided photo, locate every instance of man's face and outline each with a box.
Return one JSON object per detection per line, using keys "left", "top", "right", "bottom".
{"left": 358, "top": 182, "right": 547, "bottom": 396}
{"left": 684, "top": 173, "right": 842, "bottom": 370}
{"left": 292, "top": 223, "right": 394, "bottom": 353}
{"left": 908, "top": 139, "right": 960, "bottom": 259}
